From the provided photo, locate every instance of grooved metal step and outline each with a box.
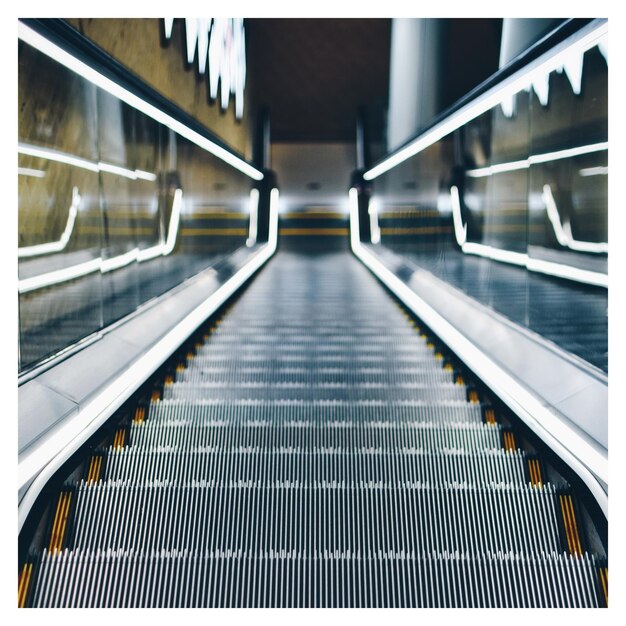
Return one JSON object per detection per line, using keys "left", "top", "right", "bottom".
{"left": 20, "top": 251, "right": 606, "bottom": 607}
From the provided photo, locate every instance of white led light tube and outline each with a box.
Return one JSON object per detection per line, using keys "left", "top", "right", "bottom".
{"left": 363, "top": 20, "right": 607, "bottom": 181}
{"left": 18, "top": 22, "right": 263, "bottom": 181}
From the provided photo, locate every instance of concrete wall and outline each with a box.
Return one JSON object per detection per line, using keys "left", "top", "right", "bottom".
{"left": 66, "top": 18, "right": 254, "bottom": 159}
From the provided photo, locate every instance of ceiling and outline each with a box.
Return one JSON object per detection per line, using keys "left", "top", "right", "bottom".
{"left": 247, "top": 18, "right": 502, "bottom": 145}
{"left": 247, "top": 18, "right": 391, "bottom": 143}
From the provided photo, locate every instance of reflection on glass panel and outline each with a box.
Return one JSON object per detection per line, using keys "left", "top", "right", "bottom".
{"left": 18, "top": 36, "right": 255, "bottom": 373}
{"left": 370, "top": 29, "right": 607, "bottom": 372}
{"left": 18, "top": 42, "right": 103, "bottom": 369}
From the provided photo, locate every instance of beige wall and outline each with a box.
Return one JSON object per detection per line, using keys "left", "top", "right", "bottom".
{"left": 66, "top": 18, "right": 254, "bottom": 160}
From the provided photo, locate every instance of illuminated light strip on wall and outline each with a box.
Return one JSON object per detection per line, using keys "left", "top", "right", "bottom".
{"left": 363, "top": 20, "right": 607, "bottom": 181}
{"left": 18, "top": 187, "right": 81, "bottom": 258}
{"left": 19, "top": 193, "right": 280, "bottom": 527}
{"left": 466, "top": 142, "right": 609, "bottom": 178}
{"left": 449, "top": 186, "right": 608, "bottom": 287}
{"left": 542, "top": 184, "right": 608, "bottom": 254}
{"left": 246, "top": 188, "right": 259, "bottom": 247}
{"left": 18, "top": 22, "right": 263, "bottom": 181}
{"left": 18, "top": 167, "right": 46, "bottom": 178}
{"left": 18, "top": 142, "right": 158, "bottom": 182}
{"left": 349, "top": 187, "right": 607, "bottom": 515}
{"left": 19, "top": 190, "right": 184, "bottom": 294}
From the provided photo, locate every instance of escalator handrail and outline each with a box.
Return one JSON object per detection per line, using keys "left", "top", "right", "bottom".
{"left": 363, "top": 18, "right": 605, "bottom": 180}
{"left": 18, "top": 18, "right": 263, "bottom": 181}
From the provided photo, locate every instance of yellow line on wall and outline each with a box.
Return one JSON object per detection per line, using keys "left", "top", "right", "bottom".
{"left": 181, "top": 228, "right": 248, "bottom": 236}
{"left": 279, "top": 228, "right": 349, "bottom": 236}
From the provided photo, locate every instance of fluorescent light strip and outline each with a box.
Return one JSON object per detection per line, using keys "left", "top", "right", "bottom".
{"left": 18, "top": 142, "right": 158, "bottom": 182}
{"left": 349, "top": 188, "right": 607, "bottom": 515}
{"left": 19, "top": 219, "right": 279, "bottom": 529}
{"left": 18, "top": 22, "right": 263, "bottom": 181}
{"left": 18, "top": 187, "right": 81, "bottom": 258}
{"left": 246, "top": 188, "right": 259, "bottom": 247}
{"left": 19, "top": 189, "right": 184, "bottom": 293}
{"left": 18, "top": 167, "right": 46, "bottom": 178}
{"left": 449, "top": 186, "right": 608, "bottom": 287}
{"left": 466, "top": 142, "right": 608, "bottom": 178}
{"left": 364, "top": 20, "right": 608, "bottom": 181}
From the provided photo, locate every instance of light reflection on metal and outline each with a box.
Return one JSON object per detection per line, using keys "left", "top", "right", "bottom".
{"left": 18, "top": 142, "right": 157, "bottom": 181}
{"left": 18, "top": 187, "right": 81, "bottom": 258}
{"left": 448, "top": 186, "right": 607, "bottom": 287}
{"left": 368, "top": 199, "right": 381, "bottom": 244}
{"left": 364, "top": 20, "right": 607, "bottom": 181}
{"left": 18, "top": 22, "right": 262, "bottom": 180}
{"left": 164, "top": 18, "right": 246, "bottom": 120}
{"left": 18, "top": 167, "right": 46, "bottom": 178}
{"left": 579, "top": 166, "right": 608, "bottom": 177}
{"left": 542, "top": 184, "right": 608, "bottom": 253}
{"left": 246, "top": 188, "right": 259, "bottom": 247}
{"left": 19, "top": 190, "right": 184, "bottom": 294}
{"left": 466, "top": 142, "right": 608, "bottom": 178}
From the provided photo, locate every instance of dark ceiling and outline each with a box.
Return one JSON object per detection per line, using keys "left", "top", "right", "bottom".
{"left": 247, "top": 18, "right": 502, "bottom": 145}
{"left": 247, "top": 19, "right": 391, "bottom": 143}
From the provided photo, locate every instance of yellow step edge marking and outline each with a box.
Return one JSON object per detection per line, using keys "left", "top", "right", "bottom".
{"left": 164, "top": 375, "right": 174, "bottom": 386}
{"left": 485, "top": 408, "right": 497, "bottom": 424}
{"left": 18, "top": 562, "right": 33, "bottom": 608}
{"left": 566, "top": 495, "right": 583, "bottom": 555}
{"left": 176, "top": 363, "right": 186, "bottom": 373}
{"left": 455, "top": 375, "right": 465, "bottom": 386}
{"left": 90, "top": 456, "right": 101, "bottom": 484}
{"left": 186, "top": 352, "right": 194, "bottom": 360}
{"left": 48, "top": 492, "right": 71, "bottom": 554}
{"left": 503, "top": 431, "right": 516, "bottom": 451}
{"left": 134, "top": 406, "right": 146, "bottom": 423}
{"left": 530, "top": 459, "right": 543, "bottom": 487}
{"left": 560, "top": 495, "right": 579, "bottom": 556}
{"left": 599, "top": 567, "right": 608, "bottom": 606}
{"left": 114, "top": 429, "right": 126, "bottom": 449}
{"left": 87, "top": 457, "right": 97, "bottom": 484}
{"left": 48, "top": 493, "right": 65, "bottom": 553}
{"left": 529, "top": 460, "right": 537, "bottom": 486}
{"left": 195, "top": 342, "right": 203, "bottom": 350}
{"left": 151, "top": 389, "right": 162, "bottom": 402}
{"left": 443, "top": 363, "right": 454, "bottom": 373}
{"left": 426, "top": 342, "right": 434, "bottom": 349}
{"left": 469, "top": 390, "right": 480, "bottom": 404}
{"left": 56, "top": 492, "right": 72, "bottom": 554}
{"left": 434, "top": 352, "right": 443, "bottom": 360}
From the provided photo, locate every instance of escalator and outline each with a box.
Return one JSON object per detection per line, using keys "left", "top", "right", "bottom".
{"left": 18, "top": 249, "right": 608, "bottom": 608}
